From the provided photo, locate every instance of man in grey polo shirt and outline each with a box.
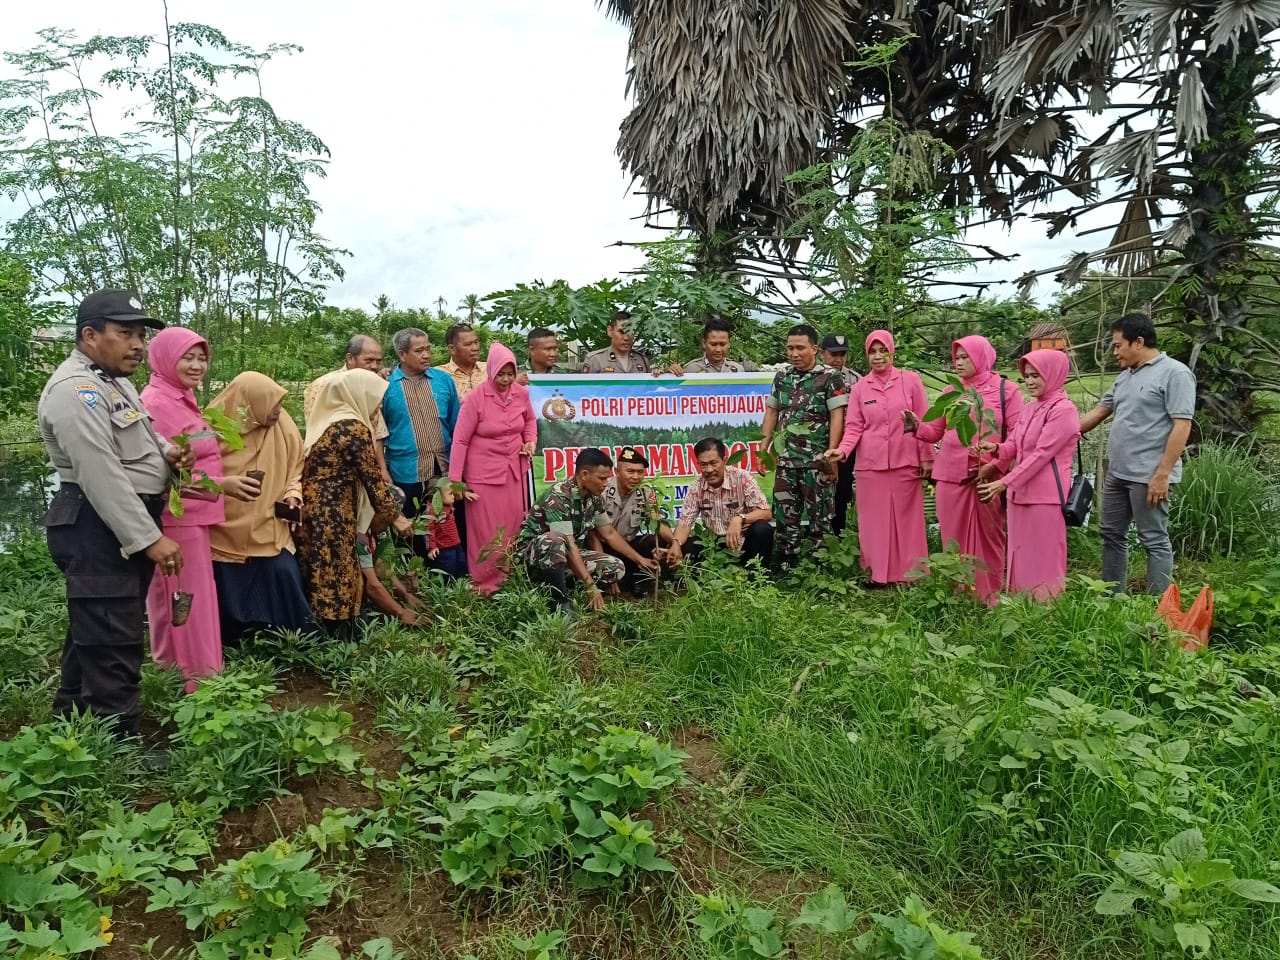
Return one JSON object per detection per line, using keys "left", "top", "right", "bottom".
{"left": 1080, "top": 313, "right": 1195, "bottom": 594}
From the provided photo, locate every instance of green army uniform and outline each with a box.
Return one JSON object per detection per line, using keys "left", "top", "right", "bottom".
{"left": 518, "top": 478, "right": 625, "bottom": 587}
{"left": 767, "top": 363, "right": 849, "bottom": 565}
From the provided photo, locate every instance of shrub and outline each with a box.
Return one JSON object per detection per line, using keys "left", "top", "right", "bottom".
{"left": 1169, "top": 442, "right": 1279, "bottom": 559}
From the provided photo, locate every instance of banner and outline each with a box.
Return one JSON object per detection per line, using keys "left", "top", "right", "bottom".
{"left": 527, "top": 373, "right": 774, "bottom": 524}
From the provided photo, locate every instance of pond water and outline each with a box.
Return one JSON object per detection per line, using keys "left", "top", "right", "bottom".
{"left": 0, "top": 456, "right": 56, "bottom": 549}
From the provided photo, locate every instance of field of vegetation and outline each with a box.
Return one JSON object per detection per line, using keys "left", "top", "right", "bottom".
{"left": 2, "top": 439, "right": 1279, "bottom": 960}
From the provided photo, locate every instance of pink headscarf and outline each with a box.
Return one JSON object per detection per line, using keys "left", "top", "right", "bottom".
{"left": 1020, "top": 349, "right": 1070, "bottom": 404}
{"left": 481, "top": 342, "right": 521, "bottom": 400}
{"left": 865, "top": 329, "right": 895, "bottom": 379}
{"left": 953, "top": 335, "right": 997, "bottom": 388}
{"left": 145, "top": 326, "right": 209, "bottom": 423}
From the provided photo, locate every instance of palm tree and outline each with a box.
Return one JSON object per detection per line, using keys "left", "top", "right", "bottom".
{"left": 603, "top": 0, "right": 1280, "bottom": 434}
{"left": 459, "top": 293, "right": 482, "bottom": 322}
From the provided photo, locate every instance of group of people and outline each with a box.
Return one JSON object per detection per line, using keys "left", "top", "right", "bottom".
{"left": 37, "top": 288, "right": 1195, "bottom": 743}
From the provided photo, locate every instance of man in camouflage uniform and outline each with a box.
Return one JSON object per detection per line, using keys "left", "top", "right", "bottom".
{"left": 759, "top": 324, "right": 848, "bottom": 569}
{"left": 518, "top": 448, "right": 658, "bottom": 612}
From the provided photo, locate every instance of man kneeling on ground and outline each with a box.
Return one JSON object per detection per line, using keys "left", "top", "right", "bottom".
{"left": 593, "top": 446, "right": 678, "bottom": 595}
{"left": 517, "top": 448, "right": 659, "bottom": 612}
{"left": 667, "top": 438, "right": 774, "bottom": 569}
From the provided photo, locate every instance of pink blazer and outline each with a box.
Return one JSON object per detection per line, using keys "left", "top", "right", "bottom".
{"left": 140, "top": 382, "right": 225, "bottom": 528}
{"left": 916, "top": 374, "right": 1025, "bottom": 483}
{"left": 448, "top": 344, "right": 537, "bottom": 487}
{"left": 995, "top": 396, "right": 1081, "bottom": 505}
{"left": 839, "top": 368, "right": 932, "bottom": 470}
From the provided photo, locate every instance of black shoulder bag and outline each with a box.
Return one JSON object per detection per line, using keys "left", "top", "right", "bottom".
{"left": 1051, "top": 441, "right": 1094, "bottom": 527}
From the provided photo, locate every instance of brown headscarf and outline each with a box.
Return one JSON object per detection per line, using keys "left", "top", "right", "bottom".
{"left": 206, "top": 372, "right": 303, "bottom": 562}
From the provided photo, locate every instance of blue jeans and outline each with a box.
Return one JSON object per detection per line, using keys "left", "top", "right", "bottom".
{"left": 1100, "top": 474, "right": 1173, "bottom": 594}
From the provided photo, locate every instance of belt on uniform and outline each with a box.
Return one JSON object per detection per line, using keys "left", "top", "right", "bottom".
{"left": 59, "top": 481, "right": 166, "bottom": 506}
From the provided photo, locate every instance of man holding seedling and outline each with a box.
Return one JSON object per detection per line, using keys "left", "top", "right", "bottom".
{"left": 517, "top": 448, "right": 657, "bottom": 612}
{"left": 593, "top": 446, "right": 677, "bottom": 595}
{"left": 38, "top": 289, "right": 194, "bottom": 743}
{"left": 760, "top": 323, "right": 848, "bottom": 570}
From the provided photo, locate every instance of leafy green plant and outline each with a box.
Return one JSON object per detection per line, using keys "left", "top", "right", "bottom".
{"left": 510, "top": 928, "right": 567, "bottom": 960}
{"left": 692, "top": 894, "right": 789, "bottom": 959}
{"left": 1095, "top": 827, "right": 1280, "bottom": 956}
{"left": 147, "top": 838, "right": 334, "bottom": 960}
{"left": 66, "top": 801, "right": 211, "bottom": 897}
{"left": 167, "top": 405, "right": 246, "bottom": 518}
{"left": 0, "top": 816, "right": 109, "bottom": 959}
{"left": 917, "top": 374, "right": 998, "bottom": 448}
{"left": 852, "top": 894, "right": 985, "bottom": 959}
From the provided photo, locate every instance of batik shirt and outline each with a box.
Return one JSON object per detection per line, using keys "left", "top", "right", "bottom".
{"left": 765, "top": 363, "right": 849, "bottom": 466}
{"left": 518, "top": 478, "right": 611, "bottom": 547}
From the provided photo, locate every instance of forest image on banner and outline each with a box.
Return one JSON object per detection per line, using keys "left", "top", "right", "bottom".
{"left": 527, "top": 374, "right": 774, "bottom": 522}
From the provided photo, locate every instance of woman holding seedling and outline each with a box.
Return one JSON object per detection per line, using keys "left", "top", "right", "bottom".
{"left": 141, "top": 327, "right": 263, "bottom": 691}
{"left": 903, "top": 336, "right": 1025, "bottom": 604}
{"left": 977, "top": 350, "right": 1080, "bottom": 600}
{"left": 297, "top": 368, "right": 414, "bottom": 633}
{"left": 448, "top": 342, "right": 537, "bottom": 595}
{"left": 825, "top": 330, "right": 932, "bottom": 585}
{"left": 207, "top": 372, "right": 315, "bottom": 642}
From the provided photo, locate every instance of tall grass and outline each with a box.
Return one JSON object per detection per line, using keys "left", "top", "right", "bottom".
{"left": 1169, "top": 442, "right": 1280, "bottom": 559}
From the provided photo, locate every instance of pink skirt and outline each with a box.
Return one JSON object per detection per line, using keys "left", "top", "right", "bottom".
{"left": 935, "top": 479, "right": 1006, "bottom": 605}
{"left": 854, "top": 467, "right": 929, "bottom": 584}
{"left": 146, "top": 523, "right": 222, "bottom": 690}
{"left": 463, "top": 480, "right": 526, "bottom": 595}
{"left": 1007, "top": 502, "right": 1067, "bottom": 601}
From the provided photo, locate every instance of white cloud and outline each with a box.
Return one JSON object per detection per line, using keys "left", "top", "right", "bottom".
{"left": 4, "top": 1, "right": 1089, "bottom": 314}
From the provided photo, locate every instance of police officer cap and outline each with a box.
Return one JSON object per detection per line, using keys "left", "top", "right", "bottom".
{"left": 617, "top": 446, "right": 649, "bottom": 468}
{"left": 77, "top": 289, "right": 165, "bottom": 332}
{"left": 821, "top": 333, "right": 849, "bottom": 352}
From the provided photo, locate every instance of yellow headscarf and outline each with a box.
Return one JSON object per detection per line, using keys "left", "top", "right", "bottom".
{"left": 303, "top": 368, "right": 388, "bottom": 454}
{"left": 206, "top": 372, "right": 302, "bottom": 562}
{"left": 303, "top": 368, "right": 390, "bottom": 532}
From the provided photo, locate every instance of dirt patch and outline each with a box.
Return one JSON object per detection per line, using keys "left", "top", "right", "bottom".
{"left": 273, "top": 668, "right": 337, "bottom": 711}
{"left": 310, "top": 859, "right": 473, "bottom": 955}
{"left": 673, "top": 726, "right": 723, "bottom": 783}
{"left": 99, "top": 890, "right": 193, "bottom": 960}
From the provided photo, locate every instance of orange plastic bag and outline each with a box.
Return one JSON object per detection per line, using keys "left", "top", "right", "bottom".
{"left": 1157, "top": 584, "right": 1213, "bottom": 651}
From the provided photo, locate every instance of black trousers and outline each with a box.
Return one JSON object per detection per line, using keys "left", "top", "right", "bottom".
{"left": 44, "top": 485, "right": 162, "bottom": 738}
{"left": 831, "top": 456, "right": 855, "bottom": 536}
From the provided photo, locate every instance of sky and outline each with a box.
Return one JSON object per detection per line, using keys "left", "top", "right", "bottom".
{"left": 4, "top": 1, "right": 1076, "bottom": 315}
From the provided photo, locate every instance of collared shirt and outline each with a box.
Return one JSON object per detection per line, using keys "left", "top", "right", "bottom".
{"left": 830, "top": 366, "right": 860, "bottom": 391}
{"left": 382, "top": 367, "right": 460, "bottom": 485}
{"left": 437, "top": 360, "right": 487, "bottom": 400}
{"left": 304, "top": 369, "right": 389, "bottom": 440}
{"left": 1101, "top": 352, "right": 1196, "bottom": 483}
{"left": 677, "top": 466, "right": 770, "bottom": 537}
{"left": 601, "top": 477, "right": 658, "bottom": 540}
{"left": 683, "top": 356, "right": 748, "bottom": 374}
{"left": 580, "top": 348, "right": 651, "bottom": 374}
{"left": 765, "top": 362, "right": 849, "bottom": 466}
{"left": 519, "top": 477, "right": 611, "bottom": 546}
{"left": 39, "top": 348, "right": 172, "bottom": 556}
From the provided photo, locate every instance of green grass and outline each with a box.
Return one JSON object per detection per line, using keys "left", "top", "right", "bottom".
{"left": 2, "top": 478, "right": 1279, "bottom": 958}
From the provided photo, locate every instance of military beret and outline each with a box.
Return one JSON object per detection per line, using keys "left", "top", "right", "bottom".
{"left": 617, "top": 446, "right": 649, "bottom": 468}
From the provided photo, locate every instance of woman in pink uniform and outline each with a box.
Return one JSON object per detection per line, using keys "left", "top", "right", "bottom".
{"left": 978, "top": 350, "right": 1080, "bottom": 601}
{"left": 448, "top": 342, "right": 537, "bottom": 594}
{"left": 825, "top": 330, "right": 931, "bottom": 585}
{"left": 141, "top": 328, "right": 261, "bottom": 690}
{"left": 904, "top": 335, "right": 1024, "bottom": 604}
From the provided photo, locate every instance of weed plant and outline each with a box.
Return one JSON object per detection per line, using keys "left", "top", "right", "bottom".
{"left": 1169, "top": 442, "right": 1279, "bottom": 559}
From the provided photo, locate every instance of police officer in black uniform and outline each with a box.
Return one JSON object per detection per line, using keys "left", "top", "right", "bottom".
{"left": 38, "top": 289, "right": 193, "bottom": 739}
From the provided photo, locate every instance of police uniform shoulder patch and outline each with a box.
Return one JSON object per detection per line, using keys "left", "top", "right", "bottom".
{"left": 75, "top": 383, "right": 101, "bottom": 409}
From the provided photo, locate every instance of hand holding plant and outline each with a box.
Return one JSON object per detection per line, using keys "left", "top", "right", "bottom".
{"left": 167, "top": 405, "right": 246, "bottom": 518}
